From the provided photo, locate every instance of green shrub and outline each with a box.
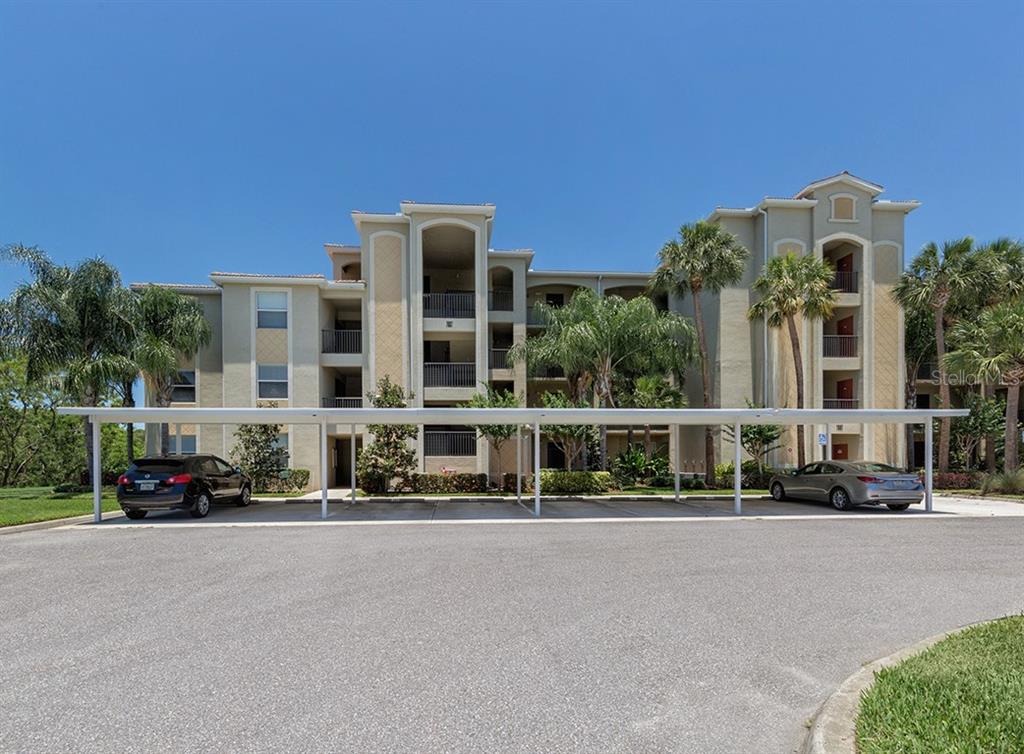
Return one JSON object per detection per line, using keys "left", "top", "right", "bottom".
{"left": 262, "top": 468, "right": 311, "bottom": 493}
{"left": 502, "top": 472, "right": 529, "bottom": 493}
{"left": 646, "top": 474, "right": 675, "bottom": 488}
{"left": 611, "top": 446, "right": 670, "bottom": 487}
{"left": 935, "top": 471, "right": 981, "bottom": 490}
{"left": 410, "top": 473, "right": 489, "bottom": 494}
{"left": 980, "top": 469, "right": 1024, "bottom": 495}
{"left": 538, "top": 470, "right": 613, "bottom": 495}
{"left": 715, "top": 460, "right": 772, "bottom": 489}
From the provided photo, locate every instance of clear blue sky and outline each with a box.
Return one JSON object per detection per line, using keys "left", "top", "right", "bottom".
{"left": 2, "top": 1, "right": 1022, "bottom": 294}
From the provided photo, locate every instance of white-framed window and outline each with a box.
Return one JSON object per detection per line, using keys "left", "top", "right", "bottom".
{"left": 171, "top": 370, "right": 196, "bottom": 403}
{"left": 257, "top": 364, "right": 288, "bottom": 399}
{"left": 169, "top": 434, "right": 197, "bottom": 455}
{"left": 829, "top": 193, "right": 857, "bottom": 222}
{"left": 256, "top": 291, "right": 288, "bottom": 329}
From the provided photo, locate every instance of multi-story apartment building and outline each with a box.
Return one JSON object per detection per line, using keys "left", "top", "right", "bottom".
{"left": 143, "top": 172, "right": 918, "bottom": 488}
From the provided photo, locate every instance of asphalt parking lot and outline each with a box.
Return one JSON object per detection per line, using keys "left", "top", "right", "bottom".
{"left": 3, "top": 512, "right": 1024, "bottom": 753}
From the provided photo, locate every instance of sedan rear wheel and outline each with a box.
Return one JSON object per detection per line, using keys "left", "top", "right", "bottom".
{"left": 887, "top": 503, "right": 911, "bottom": 511}
{"left": 189, "top": 492, "right": 212, "bottom": 518}
{"left": 236, "top": 486, "right": 252, "bottom": 507}
{"left": 124, "top": 509, "right": 148, "bottom": 520}
{"left": 830, "top": 487, "right": 853, "bottom": 511}
{"left": 770, "top": 482, "right": 786, "bottom": 501}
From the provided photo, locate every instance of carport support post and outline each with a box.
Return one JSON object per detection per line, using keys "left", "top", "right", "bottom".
{"left": 91, "top": 416, "right": 101, "bottom": 524}
{"left": 350, "top": 423, "right": 356, "bottom": 505}
{"left": 533, "top": 422, "right": 541, "bottom": 517}
{"left": 515, "top": 426, "right": 522, "bottom": 504}
{"left": 320, "top": 418, "right": 328, "bottom": 520}
{"left": 674, "top": 425, "right": 680, "bottom": 503}
{"left": 733, "top": 422, "right": 742, "bottom": 516}
{"left": 924, "top": 418, "right": 933, "bottom": 512}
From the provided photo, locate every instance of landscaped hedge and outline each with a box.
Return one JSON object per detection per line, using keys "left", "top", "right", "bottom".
{"left": 501, "top": 471, "right": 614, "bottom": 494}
{"left": 933, "top": 471, "right": 979, "bottom": 490}
{"left": 262, "top": 468, "right": 311, "bottom": 493}
{"left": 409, "top": 473, "right": 489, "bottom": 494}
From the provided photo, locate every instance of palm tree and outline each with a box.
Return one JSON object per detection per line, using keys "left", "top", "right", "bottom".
{"left": 509, "top": 288, "right": 694, "bottom": 468}
{"left": 132, "top": 285, "right": 212, "bottom": 454}
{"left": 893, "top": 239, "right": 986, "bottom": 473}
{"left": 945, "top": 299, "right": 1024, "bottom": 472}
{"left": 747, "top": 252, "right": 837, "bottom": 468}
{"left": 650, "top": 221, "right": 748, "bottom": 483}
{"left": 3, "top": 245, "right": 136, "bottom": 484}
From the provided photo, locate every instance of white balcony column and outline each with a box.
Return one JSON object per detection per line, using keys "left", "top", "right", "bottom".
{"left": 516, "top": 426, "right": 522, "bottom": 504}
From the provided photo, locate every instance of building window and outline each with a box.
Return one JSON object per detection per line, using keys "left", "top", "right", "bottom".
{"left": 830, "top": 194, "right": 857, "bottom": 222}
{"left": 171, "top": 370, "right": 196, "bottom": 402}
{"left": 256, "top": 291, "right": 288, "bottom": 329}
{"left": 257, "top": 364, "right": 288, "bottom": 399}
{"left": 169, "top": 434, "right": 197, "bottom": 455}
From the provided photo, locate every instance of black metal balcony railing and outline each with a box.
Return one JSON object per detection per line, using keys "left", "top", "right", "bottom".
{"left": 488, "top": 289, "right": 513, "bottom": 312}
{"left": 823, "top": 398, "right": 860, "bottom": 410}
{"left": 531, "top": 365, "right": 565, "bottom": 379}
{"left": 830, "top": 271, "right": 858, "bottom": 293}
{"left": 321, "top": 397, "right": 362, "bottom": 408}
{"left": 424, "top": 362, "right": 476, "bottom": 388}
{"left": 490, "top": 348, "right": 510, "bottom": 370}
{"left": 423, "top": 430, "right": 477, "bottom": 456}
{"left": 423, "top": 293, "right": 474, "bottom": 318}
{"left": 527, "top": 309, "right": 548, "bottom": 326}
{"left": 321, "top": 329, "right": 361, "bottom": 354}
{"left": 823, "top": 334, "right": 858, "bottom": 358}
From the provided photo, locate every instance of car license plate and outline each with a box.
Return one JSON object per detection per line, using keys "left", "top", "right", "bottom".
{"left": 137, "top": 481, "right": 156, "bottom": 492}
{"left": 895, "top": 480, "right": 913, "bottom": 489}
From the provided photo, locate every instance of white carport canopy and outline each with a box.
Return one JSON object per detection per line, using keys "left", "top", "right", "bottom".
{"left": 59, "top": 407, "right": 967, "bottom": 523}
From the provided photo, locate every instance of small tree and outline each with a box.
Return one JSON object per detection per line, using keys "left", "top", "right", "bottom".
{"left": 949, "top": 392, "right": 1005, "bottom": 470}
{"left": 462, "top": 384, "right": 520, "bottom": 485}
{"left": 629, "top": 374, "right": 685, "bottom": 458}
{"left": 232, "top": 404, "right": 287, "bottom": 492}
{"left": 538, "top": 391, "right": 599, "bottom": 470}
{"left": 724, "top": 402, "right": 783, "bottom": 477}
{"left": 357, "top": 375, "right": 417, "bottom": 493}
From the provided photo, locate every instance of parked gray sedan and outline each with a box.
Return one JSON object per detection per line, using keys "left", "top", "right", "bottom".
{"left": 769, "top": 461, "right": 924, "bottom": 511}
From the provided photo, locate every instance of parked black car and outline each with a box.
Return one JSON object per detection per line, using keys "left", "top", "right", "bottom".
{"left": 117, "top": 455, "right": 251, "bottom": 519}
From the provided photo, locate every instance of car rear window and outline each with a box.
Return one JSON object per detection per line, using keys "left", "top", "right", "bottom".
{"left": 850, "top": 462, "right": 901, "bottom": 473}
{"left": 129, "top": 460, "right": 185, "bottom": 474}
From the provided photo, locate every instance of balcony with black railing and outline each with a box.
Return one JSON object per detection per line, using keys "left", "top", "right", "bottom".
{"left": 423, "top": 430, "right": 477, "bottom": 456}
{"left": 823, "top": 398, "right": 859, "bottom": 410}
{"left": 321, "top": 329, "right": 362, "bottom": 354}
{"left": 321, "top": 397, "right": 363, "bottom": 408}
{"left": 830, "top": 271, "right": 858, "bottom": 293}
{"left": 488, "top": 289, "right": 513, "bottom": 312}
{"left": 823, "top": 334, "right": 858, "bottom": 358}
{"left": 424, "top": 362, "right": 476, "bottom": 388}
{"left": 423, "top": 292, "right": 475, "bottom": 319}
{"left": 489, "top": 348, "right": 510, "bottom": 370}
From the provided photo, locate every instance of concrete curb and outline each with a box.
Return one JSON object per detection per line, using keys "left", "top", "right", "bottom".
{"left": 0, "top": 509, "right": 126, "bottom": 536}
{"left": 268, "top": 494, "right": 773, "bottom": 505}
{"left": 801, "top": 623, "right": 976, "bottom": 754}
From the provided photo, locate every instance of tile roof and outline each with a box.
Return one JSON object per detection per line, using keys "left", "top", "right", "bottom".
{"left": 210, "top": 271, "right": 325, "bottom": 279}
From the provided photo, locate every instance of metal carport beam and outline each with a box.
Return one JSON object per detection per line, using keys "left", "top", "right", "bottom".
{"left": 58, "top": 407, "right": 967, "bottom": 525}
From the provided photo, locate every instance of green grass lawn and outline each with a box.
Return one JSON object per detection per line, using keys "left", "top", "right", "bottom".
{"left": 0, "top": 486, "right": 120, "bottom": 527}
{"left": 857, "top": 616, "right": 1024, "bottom": 753}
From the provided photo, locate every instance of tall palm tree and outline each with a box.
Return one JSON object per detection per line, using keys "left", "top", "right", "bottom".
{"left": 3, "top": 245, "right": 136, "bottom": 484}
{"left": 509, "top": 288, "right": 694, "bottom": 467}
{"left": 132, "top": 285, "right": 212, "bottom": 454}
{"left": 945, "top": 299, "right": 1024, "bottom": 472}
{"left": 747, "top": 252, "right": 837, "bottom": 468}
{"left": 893, "top": 238, "right": 986, "bottom": 473}
{"left": 650, "top": 221, "right": 748, "bottom": 483}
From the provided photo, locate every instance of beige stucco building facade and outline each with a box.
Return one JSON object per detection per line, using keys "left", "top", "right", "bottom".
{"left": 143, "top": 172, "right": 918, "bottom": 488}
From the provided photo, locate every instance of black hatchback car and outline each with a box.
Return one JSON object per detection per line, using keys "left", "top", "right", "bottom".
{"left": 117, "top": 455, "right": 252, "bottom": 519}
